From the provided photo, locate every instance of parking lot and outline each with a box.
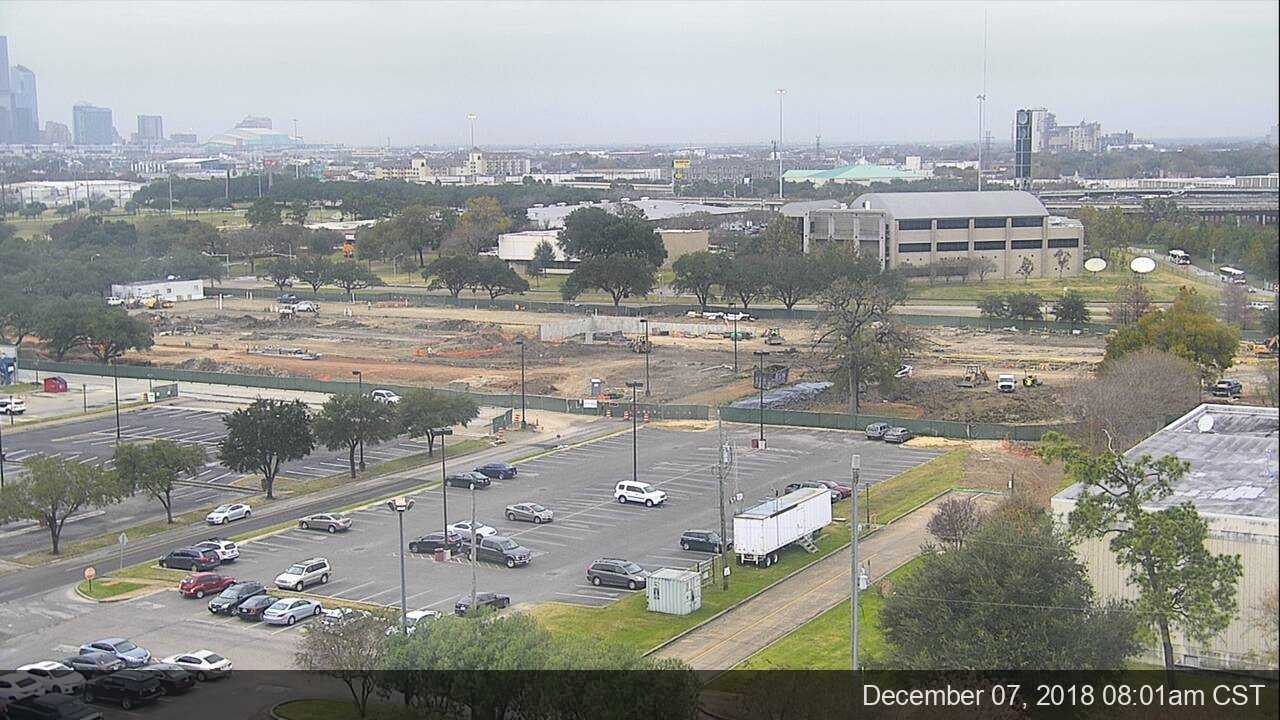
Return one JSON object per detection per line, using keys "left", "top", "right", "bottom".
{"left": 218, "top": 424, "right": 942, "bottom": 614}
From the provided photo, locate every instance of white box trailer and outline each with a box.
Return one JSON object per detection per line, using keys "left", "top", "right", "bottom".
{"left": 733, "top": 487, "right": 832, "bottom": 567}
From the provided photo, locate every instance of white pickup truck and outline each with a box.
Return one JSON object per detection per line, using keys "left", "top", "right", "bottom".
{"left": 996, "top": 374, "right": 1017, "bottom": 393}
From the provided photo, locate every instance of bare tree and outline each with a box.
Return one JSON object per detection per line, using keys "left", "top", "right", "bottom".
{"left": 925, "top": 495, "right": 984, "bottom": 550}
{"left": 1066, "top": 349, "right": 1200, "bottom": 453}
{"left": 1016, "top": 256, "right": 1035, "bottom": 283}
{"left": 294, "top": 612, "right": 389, "bottom": 718}
{"left": 1247, "top": 588, "right": 1279, "bottom": 668}
{"left": 1053, "top": 249, "right": 1072, "bottom": 278}
{"left": 1219, "top": 283, "right": 1250, "bottom": 329}
{"left": 974, "top": 257, "right": 998, "bottom": 282}
{"left": 1112, "top": 279, "right": 1153, "bottom": 325}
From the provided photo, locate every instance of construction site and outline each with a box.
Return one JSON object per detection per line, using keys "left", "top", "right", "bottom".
{"left": 112, "top": 296, "right": 1277, "bottom": 424}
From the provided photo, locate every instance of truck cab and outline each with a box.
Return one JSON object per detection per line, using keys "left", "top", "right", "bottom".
{"left": 996, "top": 374, "right": 1017, "bottom": 393}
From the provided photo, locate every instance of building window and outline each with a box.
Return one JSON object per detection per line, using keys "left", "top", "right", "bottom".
{"left": 973, "top": 217, "right": 1007, "bottom": 229}
{"left": 974, "top": 240, "right": 1006, "bottom": 250}
{"left": 1011, "top": 239, "right": 1043, "bottom": 249}
{"left": 898, "top": 242, "right": 931, "bottom": 253}
{"left": 936, "top": 241, "right": 969, "bottom": 252}
{"left": 1011, "top": 216, "right": 1044, "bottom": 228}
{"left": 1048, "top": 238, "right": 1080, "bottom": 248}
{"left": 936, "top": 218, "right": 969, "bottom": 230}
{"left": 898, "top": 219, "right": 931, "bottom": 231}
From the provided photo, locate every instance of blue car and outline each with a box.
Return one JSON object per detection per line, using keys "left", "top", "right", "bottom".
{"left": 475, "top": 462, "right": 517, "bottom": 480}
{"left": 79, "top": 638, "right": 151, "bottom": 668}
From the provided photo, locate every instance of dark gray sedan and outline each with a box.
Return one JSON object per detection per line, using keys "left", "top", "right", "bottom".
{"left": 504, "top": 503, "right": 553, "bottom": 524}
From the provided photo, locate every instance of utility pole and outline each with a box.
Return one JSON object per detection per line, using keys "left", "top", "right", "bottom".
{"left": 776, "top": 88, "right": 786, "bottom": 199}
{"left": 851, "top": 453, "right": 861, "bottom": 671}
{"left": 167, "top": 175, "right": 174, "bottom": 214}
{"left": 640, "top": 318, "right": 651, "bottom": 397}
{"left": 469, "top": 481, "right": 477, "bottom": 615}
{"left": 717, "top": 410, "right": 730, "bottom": 591}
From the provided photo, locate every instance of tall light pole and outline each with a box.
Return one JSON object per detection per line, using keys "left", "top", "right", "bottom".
{"left": 776, "top": 88, "right": 786, "bottom": 199}
{"left": 434, "top": 427, "right": 453, "bottom": 536}
{"left": 112, "top": 360, "right": 121, "bottom": 443}
{"left": 639, "top": 318, "right": 651, "bottom": 397}
{"left": 851, "top": 454, "right": 862, "bottom": 671}
{"left": 753, "top": 350, "right": 770, "bottom": 447}
{"left": 352, "top": 370, "right": 365, "bottom": 470}
{"left": 626, "top": 381, "right": 643, "bottom": 484}
{"left": 729, "top": 303, "right": 739, "bottom": 375}
{"left": 716, "top": 410, "right": 730, "bottom": 591}
{"left": 516, "top": 339, "right": 527, "bottom": 429}
{"left": 469, "top": 477, "right": 478, "bottom": 616}
{"left": 0, "top": 407, "right": 7, "bottom": 491}
{"left": 387, "top": 496, "right": 414, "bottom": 632}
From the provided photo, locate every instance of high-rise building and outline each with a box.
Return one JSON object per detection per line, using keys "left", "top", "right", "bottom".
{"left": 10, "top": 65, "right": 39, "bottom": 143}
{"left": 42, "top": 120, "right": 71, "bottom": 144}
{"left": 0, "top": 36, "right": 12, "bottom": 143}
{"left": 137, "top": 114, "right": 164, "bottom": 142}
{"left": 170, "top": 131, "right": 198, "bottom": 144}
{"left": 73, "top": 102, "right": 115, "bottom": 145}
{"left": 235, "top": 115, "right": 272, "bottom": 129}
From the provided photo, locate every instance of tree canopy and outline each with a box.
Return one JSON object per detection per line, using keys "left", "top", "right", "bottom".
{"left": 113, "top": 440, "right": 206, "bottom": 523}
{"left": 314, "top": 394, "right": 401, "bottom": 477}
{"left": 0, "top": 455, "right": 126, "bottom": 555}
{"left": 217, "top": 399, "right": 315, "bottom": 498}
{"left": 1104, "top": 287, "right": 1238, "bottom": 381}
{"left": 557, "top": 207, "right": 667, "bottom": 267}
{"left": 560, "top": 256, "right": 658, "bottom": 307}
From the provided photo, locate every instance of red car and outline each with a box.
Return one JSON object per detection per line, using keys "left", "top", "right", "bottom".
{"left": 179, "top": 572, "right": 236, "bottom": 599}
{"left": 817, "top": 479, "right": 853, "bottom": 499}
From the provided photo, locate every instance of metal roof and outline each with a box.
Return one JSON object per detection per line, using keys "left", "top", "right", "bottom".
{"left": 1054, "top": 404, "right": 1279, "bottom": 521}
{"left": 736, "top": 487, "right": 828, "bottom": 520}
{"left": 854, "top": 190, "right": 1049, "bottom": 220}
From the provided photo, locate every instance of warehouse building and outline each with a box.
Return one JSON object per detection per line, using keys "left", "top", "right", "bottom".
{"left": 494, "top": 228, "right": 709, "bottom": 274}
{"left": 109, "top": 278, "right": 205, "bottom": 302}
{"left": 1052, "top": 404, "right": 1279, "bottom": 670}
{"left": 802, "top": 190, "right": 1083, "bottom": 281}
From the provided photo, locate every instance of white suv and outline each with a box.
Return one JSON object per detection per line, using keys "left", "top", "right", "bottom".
{"left": 275, "top": 557, "right": 331, "bottom": 591}
{"left": 371, "top": 389, "right": 400, "bottom": 404}
{"left": 0, "top": 397, "right": 27, "bottom": 416}
{"left": 615, "top": 481, "right": 667, "bottom": 507}
{"left": 196, "top": 538, "right": 239, "bottom": 563}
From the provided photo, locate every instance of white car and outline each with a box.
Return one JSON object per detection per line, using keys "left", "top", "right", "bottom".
{"left": 386, "top": 609, "right": 441, "bottom": 636}
{"left": 0, "top": 671, "right": 43, "bottom": 702}
{"left": 195, "top": 538, "right": 239, "bottom": 562}
{"left": 293, "top": 301, "right": 319, "bottom": 313}
{"left": 447, "top": 520, "right": 497, "bottom": 539}
{"left": 106, "top": 296, "right": 125, "bottom": 307}
{"left": 1247, "top": 301, "right": 1272, "bottom": 311}
{"left": 723, "top": 312, "right": 752, "bottom": 321}
{"left": 160, "top": 650, "right": 232, "bottom": 681}
{"left": 0, "top": 397, "right": 27, "bottom": 416}
{"left": 371, "top": 389, "right": 401, "bottom": 404}
{"left": 205, "top": 504, "right": 250, "bottom": 525}
{"left": 615, "top": 481, "right": 667, "bottom": 507}
{"left": 17, "top": 661, "right": 85, "bottom": 695}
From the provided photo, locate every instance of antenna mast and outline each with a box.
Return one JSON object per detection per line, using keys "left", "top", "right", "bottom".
{"left": 977, "top": 10, "right": 988, "bottom": 192}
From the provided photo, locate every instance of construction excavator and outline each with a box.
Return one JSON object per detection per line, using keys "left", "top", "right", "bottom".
{"left": 763, "top": 327, "right": 785, "bottom": 346}
{"left": 955, "top": 364, "right": 990, "bottom": 389}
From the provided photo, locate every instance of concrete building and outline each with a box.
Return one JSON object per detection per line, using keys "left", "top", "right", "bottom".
{"left": 462, "top": 150, "right": 532, "bottom": 178}
{"left": 1014, "top": 109, "right": 1103, "bottom": 153}
{"left": 1052, "top": 404, "right": 1279, "bottom": 670}
{"left": 136, "top": 114, "right": 164, "bottom": 143}
{"left": 783, "top": 162, "right": 931, "bottom": 187}
{"left": 495, "top": 227, "right": 710, "bottom": 274}
{"left": 72, "top": 102, "right": 116, "bottom": 145}
{"left": 109, "top": 278, "right": 205, "bottom": 302}
{"left": 802, "top": 190, "right": 1083, "bottom": 281}
{"left": 9, "top": 64, "right": 38, "bottom": 144}
{"left": 41, "top": 120, "right": 70, "bottom": 144}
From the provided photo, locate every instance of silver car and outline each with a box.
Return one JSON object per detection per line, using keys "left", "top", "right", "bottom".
{"left": 274, "top": 558, "right": 331, "bottom": 591}
{"left": 261, "top": 598, "right": 322, "bottom": 626}
{"left": 504, "top": 503, "right": 553, "bottom": 524}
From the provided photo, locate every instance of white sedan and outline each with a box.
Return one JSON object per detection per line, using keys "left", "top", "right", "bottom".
{"left": 17, "top": 661, "right": 85, "bottom": 695}
{"left": 205, "top": 504, "right": 251, "bottom": 525}
{"left": 0, "top": 672, "right": 43, "bottom": 702}
{"left": 447, "top": 520, "right": 497, "bottom": 539}
{"left": 160, "top": 650, "right": 232, "bottom": 681}
{"left": 371, "top": 389, "right": 401, "bottom": 404}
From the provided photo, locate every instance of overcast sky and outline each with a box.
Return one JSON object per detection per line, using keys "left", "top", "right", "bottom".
{"left": 3, "top": 1, "right": 1277, "bottom": 147}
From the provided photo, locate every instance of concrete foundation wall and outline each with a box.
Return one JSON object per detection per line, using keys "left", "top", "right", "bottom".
{"left": 539, "top": 315, "right": 750, "bottom": 342}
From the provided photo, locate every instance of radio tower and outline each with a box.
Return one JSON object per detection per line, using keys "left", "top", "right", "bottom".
{"left": 976, "top": 10, "right": 988, "bottom": 192}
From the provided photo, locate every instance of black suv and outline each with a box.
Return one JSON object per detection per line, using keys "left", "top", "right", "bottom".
{"left": 680, "top": 530, "right": 730, "bottom": 553}
{"left": 445, "top": 472, "right": 491, "bottom": 489}
{"left": 465, "top": 535, "right": 531, "bottom": 568}
{"left": 454, "top": 592, "right": 510, "bottom": 617}
{"left": 5, "top": 694, "right": 104, "bottom": 720}
{"left": 136, "top": 664, "right": 195, "bottom": 695}
{"left": 208, "top": 581, "right": 266, "bottom": 614}
{"left": 586, "top": 559, "right": 650, "bottom": 590}
{"left": 408, "top": 531, "right": 463, "bottom": 554}
{"left": 83, "top": 670, "right": 161, "bottom": 710}
{"left": 159, "top": 547, "right": 219, "bottom": 571}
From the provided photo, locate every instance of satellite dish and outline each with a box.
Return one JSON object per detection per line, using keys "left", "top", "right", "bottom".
{"left": 1130, "top": 256, "right": 1157, "bottom": 274}
{"left": 1197, "top": 414, "right": 1215, "bottom": 434}
{"left": 1084, "top": 257, "right": 1108, "bottom": 273}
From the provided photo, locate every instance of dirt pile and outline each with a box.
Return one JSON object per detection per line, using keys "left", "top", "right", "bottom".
{"left": 177, "top": 357, "right": 288, "bottom": 376}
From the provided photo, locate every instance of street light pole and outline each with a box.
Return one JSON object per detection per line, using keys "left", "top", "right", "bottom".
{"left": 851, "top": 454, "right": 861, "bottom": 671}
{"left": 729, "top": 303, "right": 739, "bottom": 375}
{"left": 776, "top": 88, "right": 787, "bottom": 199}
{"left": 387, "top": 496, "right": 414, "bottom": 632}
{"left": 469, "top": 481, "right": 478, "bottom": 615}
{"left": 0, "top": 410, "right": 7, "bottom": 491}
{"left": 352, "top": 370, "right": 365, "bottom": 470}
{"left": 626, "top": 381, "right": 643, "bottom": 485}
{"left": 639, "top": 319, "right": 651, "bottom": 397}
{"left": 516, "top": 340, "right": 527, "bottom": 430}
{"left": 112, "top": 361, "right": 121, "bottom": 443}
{"left": 435, "top": 427, "right": 454, "bottom": 536}
{"left": 753, "top": 350, "right": 770, "bottom": 447}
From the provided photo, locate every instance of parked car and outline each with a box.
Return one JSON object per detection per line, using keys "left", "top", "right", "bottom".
{"left": 158, "top": 651, "right": 231, "bottom": 681}
{"left": 276, "top": 294, "right": 300, "bottom": 305}
{"left": 504, "top": 502, "right": 552, "bottom": 524}
{"left": 865, "top": 422, "right": 892, "bottom": 439}
{"left": 815, "top": 479, "right": 853, "bottom": 499}
{"left": 454, "top": 592, "right": 510, "bottom": 617}
{"left": 82, "top": 670, "right": 161, "bottom": 710}
{"left": 57, "top": 654, "right": 122, "bottom": 679}
{"left": 784, "top": 480, "right": 840, "bottom": 502}
{"left": 370, "top": 389, "right": 400, "bottom": 404}
{"left": 0, "top": 673, "right": 42, "bottom": 703}
{"left": 262, "top": 598, "right": 323, "bottom": 626}
{"left": 15, "top": 662, "right": 84, "bottom": 696}
{"left": 408, "top": 531, "right": 463, "bottom": 554}
{"left": 614, "top": 481, "right": 667, "bottom": 507}
{"left": 0, "top": 398, "right": 28, "bottom": 416}
{"left": 207, "top": 581, "right": 266, "bottom": 614}
{"left": 475, "top": 462, "right": 517, "bottom": 480}
{"left": 205, "top": 503, "right": 250, "bottom": 525}
{"left": 234, "top": 594, "right": 280, "bottom": 621}
{"left": 298, "top": 513, "right": 352, "bottom": 533}
{"left": 134, "top": 664, "right": 195, "bottom": 695}
{"left": 78, "top": 639, "right": 150, "bottom": 668}
{"left": 4, "top": 693, "right": 103, "bottom": 720}
{"left": 274, "top": 558, "right": 331, "bottom": 591}
{"left": 996, "top": 374, "right": 1018, "bottom": 393}
{"left": 292, "top": 301, "right": 319, "bottom": 313}
{"left": 321, "top": 607, "right": 374, "bottom": 628}
{"left": 179, "top": 572, "right": 236, "bottom": 599}
{"left": 105, "top": 296, "right": 125, "bottom": 307}
{"left": 194, "top": 538, "right": 239, "bottom": 563}
{"left": 445, "top": 471, "right": 491, "bottom": 489}
{"left": 447, "top": 520, "right": 496, "bottom": 539}
{"left": 1246, "top": 300, "right": 1271, "bottom": 311}
{"left": 586, "top": 559, "right": 650, "bottom": 590}
{"left": 679, "top": 530, "right": 730, "bottom": 553}
{"left": 1211, "top": 379, "right": 1243, "bottom": 398}
{"left": 159, "top": 547, "right": 219, "bottom": 571}
{"left": 464, "top": 535, "right": 532, "bottom": 568}
{"left": 882, "top": 427, "right": 913, "bottom": 444}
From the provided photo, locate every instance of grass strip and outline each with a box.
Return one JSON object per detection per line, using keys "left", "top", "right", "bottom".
{"left": 865, "top": 448, "right": 968, "bottom": 525}
{"left": 75, "top": 578, "right": 148, "bottom": 600}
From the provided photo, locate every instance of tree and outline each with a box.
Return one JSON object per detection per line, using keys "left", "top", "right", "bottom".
{"left": 1104, "top": 287, "right": 1238, "bottom": 382}
{"left": 561, "top": 256, "right": 657, "bottom": 307}
{"left": 113, "top": 441, "right": 206, "bottom": 523}
{"left": 978, "top": 293, "right": 1008, "bottom": 320}
{"left": 557, "top": 207, "right": 667, "bottom": 267}
{"left": 765, "top": 253, "right": 821, "bottom": 310}
{"left": 218, "top": 399, "right": 314, "bottom": 499}
{"left": 35, "top": 297, "right": 93, "bottom": 360}
{"left": 0, "top": 290, "right": 40, "bottom": 346}
{"left": 329, "top": 260, "right": 384, "bottom": 299}
{"left": 0, "top": 455, "right": 126, "bottom": 555}
{"left": 528, "top": 239, "right": 557, "bottom": 284}
{"left": 670, "top": 251, "right": 724, "bottom": 310}
{"left": 1219, "top": 282, "right": 1249, "bottom": 329}
{"left": 1112, "top": 279, "right": 1153, "bottom": 325}
{"left": 719, "top": 254, "right": 769, "bottom": 309}
{"left": 445, "top": 196, "right": 510, "bottom": 254}
{"left": 1053, "top": 248, "right": 1073, "bottom": 278}
{"left": 1005, "top": 291, "right": 1044, "bottom": 321}
{"left": 260, "top": 258, "right": 297, "bottom": 292}
{"left": 1052, "top": 290, "right": 1090, "bottom": 326}
{"left": 20, "top": 201, "right": 46, "bottom": 218}
{"left": 286, "top": 201, "right": 310, "bottom": 225}
{"left": 1066, "top": 349, "right": 1200, "bottom": 453}
{"left": 245, "top": 198, "right": 282, "bottom": 227}
{"left": 362, "top": 205, "right": 457, "bottom": 267}
{"left": 973, "top": 256, "right": 998, "bottom": 282}
{"left": 757, "top": 215, "right": 803, "bottom": 255}
{"left": 925, "top": 495, "right": 984, "bottom": 551}
{"left": 1041, "top": 435, "right": 1244, "bottom": 684}
{"left": 398, "top": 389, "right": 480, "bottom": 455}
{"left": 880, "top": 499, "right": 1141, "bottom": 670}
{"left": 294, "top": 612, "right": 389, "bottom": 719}
{"left": 1015, "top": 255, "right": 1035, "bottom": 282}
{"left": 813, "top": 253, "right": 907, "bottom": 413}
{"left": 314, "top": 394, "right": 401, "bottom": 478}
{"left": 83, "top": 307, "right": 154, "bottom": 362}
{"left": 470, "top": 256, "right": 530, "bottom": 299}
{"left": 423, "top": 254, "right": 481, "bottom": 298}
{"left": 295, "top": 254, "right": 336, "bottom": 294}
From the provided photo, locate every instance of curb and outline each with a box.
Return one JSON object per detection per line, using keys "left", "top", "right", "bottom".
{"left": 75, "top": 580, "right": 168, "bottom": 604}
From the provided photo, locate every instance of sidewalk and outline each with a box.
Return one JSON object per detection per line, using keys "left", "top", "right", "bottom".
{"left": 654, "top": 492, "right": 993, "bottom": 671}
